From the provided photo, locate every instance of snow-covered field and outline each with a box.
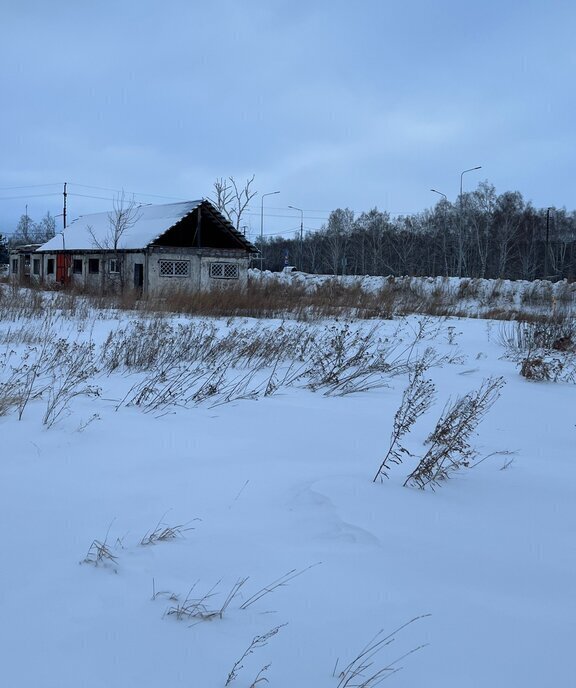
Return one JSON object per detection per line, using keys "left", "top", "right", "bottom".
{"left": 0, "top": 287, "right": 574, "bottom": 687}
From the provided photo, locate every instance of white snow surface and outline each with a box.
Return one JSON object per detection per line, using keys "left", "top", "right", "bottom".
{"left": 0, "top": 296, "right": 574, "bottom": 687}
{"left": 38, "top": 200, "right": 201, "bottom": 251}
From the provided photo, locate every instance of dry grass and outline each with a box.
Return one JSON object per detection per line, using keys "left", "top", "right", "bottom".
{"left": 140, "top": 514, "right": 198, "bottom": 546}
{"left": 334, "top": 615, "right": 430, "bottom": 688}
{"left": 83, "top": 539, "right": 118, "bottom": 568}
{"left": 2, "top": 275, "right": 575, "bottom": 323}
{"left": 225, "top": 624, "right": 286, "bottom": 687}
{"left": 373, "top": 363, "right": 436, "bottom": 482}
{"left": 110, "top": 318, "right": 456, "bottom": 413}
{"left": 164, "top": 578, "right": 248, "bottom": 624}
{"left": 403, "top": 376, "right": 505, "bottom": 490}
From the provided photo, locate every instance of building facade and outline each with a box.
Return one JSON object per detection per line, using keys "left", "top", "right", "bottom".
{"left": 10, "top": 200, "right": 257, "bottom": 294}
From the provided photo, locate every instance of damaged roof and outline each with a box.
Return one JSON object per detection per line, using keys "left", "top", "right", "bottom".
{"left": 37, "top": 200, "right": 257, "bottom": 253}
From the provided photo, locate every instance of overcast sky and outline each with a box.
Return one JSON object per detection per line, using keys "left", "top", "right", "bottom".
{"left": 1, "top": 0, "right": 575, "bottom": 240}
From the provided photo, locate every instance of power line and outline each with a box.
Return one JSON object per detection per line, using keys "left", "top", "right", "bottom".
{"left": 69, "top": 182, "right": 186, "bottom": 202}
{"left": 243, "top": 211, "right": 330, "bottom": 221}
{"left": 0, "top": 183, "right": 62, "bottom": 191}
{"left": 264, "top": 228, "right": 300, "bottom": 237}
{"left": 68, "top": 192, "right": 123, "bottom": 202}
{"left": 0, "top": 180, "right": 419, "bottom": 223}
{"left": 0, "top": 193, "right": 61, "bottom": 201}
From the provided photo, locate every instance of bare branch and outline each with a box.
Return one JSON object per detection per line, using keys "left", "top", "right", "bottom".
{"left": 211, "top": 175, "right": 257, "bottom": 230}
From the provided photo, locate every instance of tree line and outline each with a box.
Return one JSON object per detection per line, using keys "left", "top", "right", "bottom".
{"left": 259, "top": 182, "right": 576, "bottom": 281}
{"left": 3, "top": 180, "right": 576, "bottom": 281}
{"left": 1, "top": 211, "right": 57, "bottom": 264}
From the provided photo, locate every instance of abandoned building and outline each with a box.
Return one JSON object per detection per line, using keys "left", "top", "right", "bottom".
{"left": 10, "top": 200, "right": 258, "bottom": 294}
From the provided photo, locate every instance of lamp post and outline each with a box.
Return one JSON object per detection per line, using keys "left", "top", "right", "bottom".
{"left": 458, "top": 166, "right": 482, "bottom": 276}
{"left": 544, "top": 206, "right": 553, "bottom": 279}
{"left": 460, "top": 166, "right": 482, "bottom": 200}
{"left": 431, "top": 189, "right": 447, "bottom": 202}
{"left": 288, "top": 205, "right": 304, "bottom": 269}
{"left": 431, "top": 189, "right": 448, "bottom": 276}
{"left": 260, "top": 191, "right": 280, "bottom": 272}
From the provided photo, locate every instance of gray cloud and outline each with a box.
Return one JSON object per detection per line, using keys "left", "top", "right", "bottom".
{"left": 1, "top": 0, "right": 575, "bottom": 236}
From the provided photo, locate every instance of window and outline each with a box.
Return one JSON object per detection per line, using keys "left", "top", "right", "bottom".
{"left": 159, "top": 260, "right": 190, "bottom": 278}
{"left": 209, "top": 262, "right": 239, "bottom": 280}
{"left": 88, "top": 258, "right": 100, "bottom": 274}
{"left": 33, "top": 259, "right": 40, "bottom": 276}
{"left": 11, "top": 259, "right": 18, "bottom": 274}
{"left": 109, "top": 259, "right": 120, "bottom": 274}
{"left": 47, "top": 259, "right": 55, "bottom": 275}
{"left": 73, "top": 259, "right": 83, "bottom": 274}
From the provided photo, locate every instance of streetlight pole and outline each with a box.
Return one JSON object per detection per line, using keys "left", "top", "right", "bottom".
{"left": 288, "top": 205, "right": 304, "bottom": 269}
{"left": 544, "top": 206, "right": 553, "bottom": 280}
{"left": 460, "top": 166, "right": 482, "bottom": 201}
{"left": 431, "top": 189, "right": 447, "bottom": 202}
{"left": 458, "top": 166, "right": 482, "bottom": 277}
{"left": 431, "top": 189, "right": 448, "bottom": 276}
{"left": 260, "top": 191, "right": 280, "bottom": 273}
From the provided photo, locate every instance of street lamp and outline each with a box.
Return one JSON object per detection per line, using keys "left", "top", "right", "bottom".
{"left": 260, "top": 191, "right": 280, "bottom": 272}
{"left": 288, "top": 205, "right": 304, "bottom": 269}
{"left": 431, "top": 189, "right": 447, "bottom": 202}
{"left": 431, "top": 190, "right": 448, "bottom": 276}
{"left": 460, "top": 166, "right": 482, "bottom": 200}
{"left": 458, "top": 166, "right": 482, "bottom": 276}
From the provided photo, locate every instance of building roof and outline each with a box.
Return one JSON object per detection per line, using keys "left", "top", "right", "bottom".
{"left": 37, "top": 200, "right": 256, "bottom": 253}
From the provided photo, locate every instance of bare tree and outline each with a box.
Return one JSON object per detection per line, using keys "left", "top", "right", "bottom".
{"left": 323, "top": 208, "right": 353, "bottom": 275}
{"left": 11, "top": 212, "right": 35, "bottom": 245}
{"left": 34, "top": 211, "right": 57, "bottom": 243}
{"left": 211, "top": 175, "right": 257, "bottom": 231}
{"left": 10, "top": 211, "right": 56, "bottom": 246}
{"left": 517, "top": 208, "right": 540, "bottom": 280}
{"left": 493, "top": 191, "right": 522, "bottom": 277}
{"left": 88, "top": 192, "right": 141, "bottom": 291}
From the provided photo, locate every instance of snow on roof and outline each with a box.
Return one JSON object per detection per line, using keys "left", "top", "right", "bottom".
{"left": 38, "top": 200, "right": 202, "bottom": 252}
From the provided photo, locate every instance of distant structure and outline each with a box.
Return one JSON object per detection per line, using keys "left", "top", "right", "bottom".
{"left": 9, "top": 200, "right": 258, "bottom": 294}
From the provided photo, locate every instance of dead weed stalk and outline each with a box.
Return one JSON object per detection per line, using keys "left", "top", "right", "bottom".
{"left": 404, "top": 376, "right": 505, "bottom": 489}
{"left": 373, "top": 363, "right": 436, "bottom": 482}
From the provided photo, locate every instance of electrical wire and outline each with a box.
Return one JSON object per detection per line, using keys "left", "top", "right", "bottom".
{"left": 0, "top": 183, "right": 62, "bottom": 191}
{"left": 0, "top": 193, "right": 62, "bottom": 201}
{"left": 264, "top": 229, "right": 301, "bottom": 237}
{"left": 68, "top": 182, "right": 186, "bottom": 201}
{"left": 68, "top": 192, "right": 125, "bottom": 202}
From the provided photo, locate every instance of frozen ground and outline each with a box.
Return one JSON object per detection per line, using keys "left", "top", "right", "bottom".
{"left": 0, "top": 295, "right": 574, "bottom": 687}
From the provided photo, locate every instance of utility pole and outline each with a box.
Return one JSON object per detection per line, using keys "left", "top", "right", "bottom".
{"left": 63, "top": 182, "right": 67, "bottom": 229}
{"left": 288, "top": 205, "right": 304, "bottom": 269}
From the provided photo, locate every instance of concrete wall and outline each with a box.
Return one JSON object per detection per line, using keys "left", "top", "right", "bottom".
{"left": 36, "top": 252, "right": 145, "bottom": 292}
{"left": 24, "top": 248, "right": 251, "bottom": 295}
{"left": 147, "top": 250, "right": 201, "bottom": 294}
{"left": 149, "top": 249, "right": 249, "bottom": 294}
{"left": 8, "top": 248, "right": 42, "bottom": 285}
{"left": 199, "top": 255, "right": 248, "bottom": 290}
